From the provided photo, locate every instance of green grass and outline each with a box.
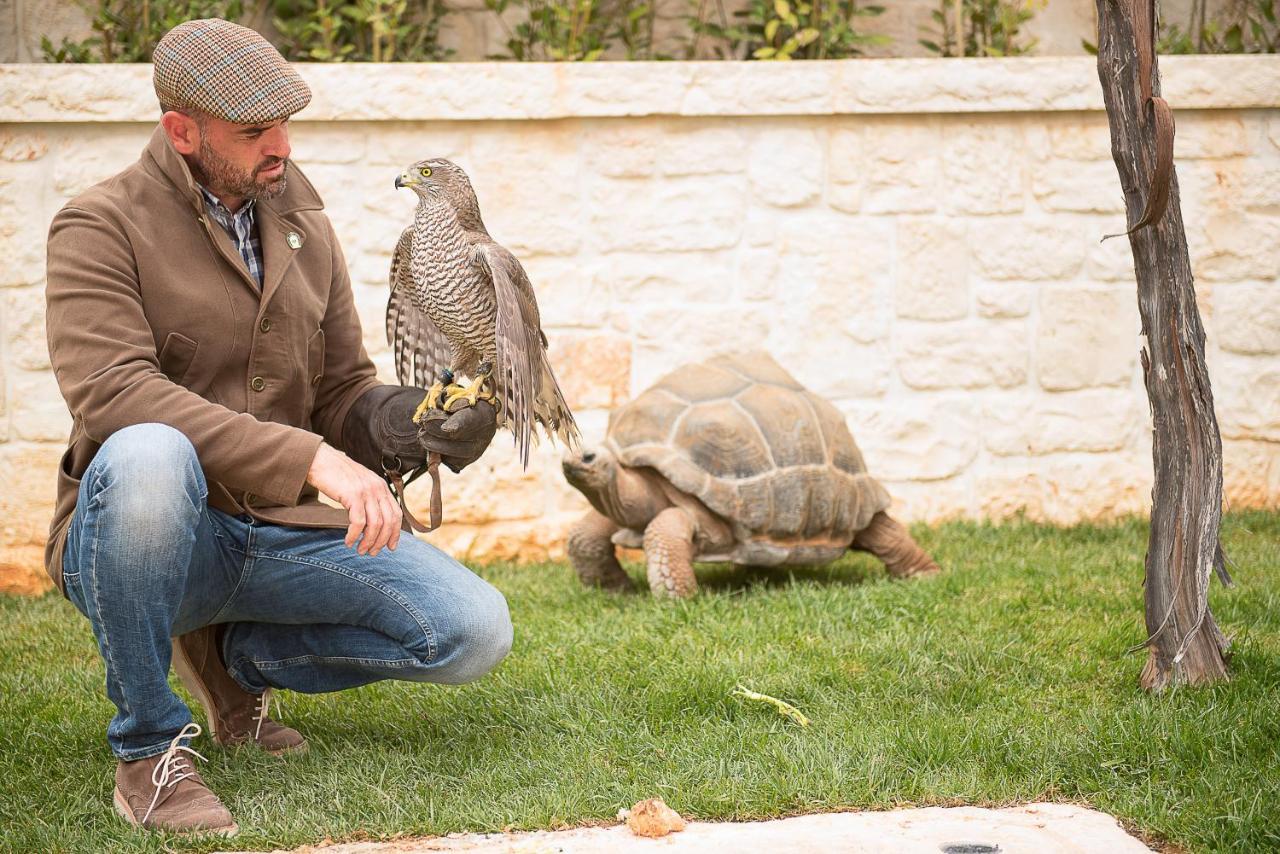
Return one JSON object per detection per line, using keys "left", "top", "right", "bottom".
{"left": 1, "top": 512, "right": 1277, "bottom": 853}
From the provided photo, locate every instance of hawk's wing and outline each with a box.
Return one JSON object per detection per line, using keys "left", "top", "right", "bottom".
{"left": 474, "top": 241, "right": 548, "bottom": 468}
{"left": 387, "top": 227, "right": 452, "bottom": 388}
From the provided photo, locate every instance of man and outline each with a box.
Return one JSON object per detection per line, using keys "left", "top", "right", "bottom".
{"left": 44, "top": 19, "right": 512, "bottom": 836}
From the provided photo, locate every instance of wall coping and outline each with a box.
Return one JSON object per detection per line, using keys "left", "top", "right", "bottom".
{"left": 2, "top": 56, "right": 1278, "bottom": 123}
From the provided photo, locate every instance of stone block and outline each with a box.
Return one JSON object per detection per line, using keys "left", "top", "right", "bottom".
{"left": 288, "top": 126, "right": 369, "bottom": 165}
{"left": 470, "top": 134, "right": 583, "bottom": 257}
{"left": 1214, "top": 282, "right": 1280, "bottom": 355}
{"left": 51, "top": 126, "right": 148, "bottom": 197}
{"left": 630, "top": 305, "right": 772, "bottom": 390}
{"left": 971, "top": 219, "right": 1083, "bottom": 280}
{"left": 976, "top": 453, "right": 1152, "bottom": 524}
{"left": 605, "top": 251, "right": 737, "bottom": 306}
{"left": 4, "top": 286, "right": 50, "bottom": 370}
{"left": 0, "top": 129, "right": 48, "bottom": 162}
{"left": 1175, "top": 113, "right": 1250, "bottom": 159}
{"left": 841, "top": 120, "right": 939, "bottom": 214}
{"left": 759, "top": 212, "right": 893, "bottom": 346}
{"left": 843, "top": 399, "right": 979, "bottom": 482}
{"left": 0, "top": 164, "right": 48, "bottom": 287}
{"left": 546, "top": 333, "right": 631, "bottom": 411}
{"left": 976, "top": 281, "right": 1033, "bottom": 318}
{"left": 1036, "top": 286, "right": 1137, "bottom": 390}
{"left": 9, "top": 370, "right": 70, "bottom": 442}
{"left": 748, "top": 127, "right": 823, "bottom": 208}
{"left": 1086, "top": 234, "right": 1136, "bottom": 282}
{"left": 359, "top": 123, "right": 469, "bottom": 168}
{"left": 940, "top": 120, "right": 1025, "bottom": 215}
{"left": 1223, "top": 438, "right": 1280, "bottom": 508}
{"left": 0, "top": 444, "right": 63, "bottom": 595}
{"left": 826, "top": 127, "right": 864, "bottom": 213}
{"left": 982, "top": 389, "right": 1142, "bottom": 456}
{"left": 1046, "top": 118, "right": 1113, "bottom": 161}
{"left": 877, "top": 476, "right": 974, "bottom": 523}
{"left": 583, "top": 124, "right": 658, "bottom": 178}
{"left": 1215, "top": 353, "right": 1280, "bottom": 441}
{"left": 531, "top": 256, "right": 612, "bottom": 328}
{"left": 896, "top": 320, "right": 1028, "bottom": 390}
{"left": 591, "top": 174, "right": 745, "bottom": 253}
{"left": 1033, "top": 159, "right": 1127, "bottom": 213}
{"left": 660, "top": 126, "right": 746, "bottom": 176}
{"left": 896, "top": 218, "right": 969, "bottom": 321}
{"left": 1195, "top": 211, "right": 1280, "bottom": 281}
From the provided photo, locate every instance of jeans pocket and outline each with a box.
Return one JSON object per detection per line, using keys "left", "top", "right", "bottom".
{"left": 61, "top": 571, "right": 89, "bottom": 618}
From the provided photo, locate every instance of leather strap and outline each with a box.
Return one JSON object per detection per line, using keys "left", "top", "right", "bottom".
{"left": 384, "top": 453, "right": 444, "bottom": 534}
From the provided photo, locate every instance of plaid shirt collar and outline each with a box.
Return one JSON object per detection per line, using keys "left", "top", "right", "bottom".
{"left": 197, "top": 184, "right": 264, "bottom": 289}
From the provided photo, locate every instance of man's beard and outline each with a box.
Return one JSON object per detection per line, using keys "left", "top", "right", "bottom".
{"left": 193, "top": 137, "right": 287, "bottom": 202}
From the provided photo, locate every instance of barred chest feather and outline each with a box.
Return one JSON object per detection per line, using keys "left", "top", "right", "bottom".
{"left": 410, "top": 200, "right": 498, "bottom": 362}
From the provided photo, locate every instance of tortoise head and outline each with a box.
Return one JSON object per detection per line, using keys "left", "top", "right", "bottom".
{"left": 563, "top": 446, "right": 670, "bottom": 530}
{"left": 562, "top": 446, "right": 619, "bottom": 511}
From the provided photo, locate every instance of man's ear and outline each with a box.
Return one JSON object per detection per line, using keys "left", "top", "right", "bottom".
{"left": 160, "top": 111, "right": 200, "bottom": 155}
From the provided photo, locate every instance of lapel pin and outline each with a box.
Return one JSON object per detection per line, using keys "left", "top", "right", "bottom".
{"left": 287, "top": 231, "right": 303, "bottom": 250}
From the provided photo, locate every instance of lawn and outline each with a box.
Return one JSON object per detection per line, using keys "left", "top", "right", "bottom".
{"left": 1, "top": 511, "right": 1277, "bottom": 853}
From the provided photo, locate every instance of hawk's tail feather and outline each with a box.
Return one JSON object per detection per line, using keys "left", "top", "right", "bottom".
{"left": 534, "top": 351, "right": 580, "bottom": 451}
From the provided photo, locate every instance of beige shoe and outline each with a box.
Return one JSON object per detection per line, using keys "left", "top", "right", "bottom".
{"left": 113, "top": 723, "right": 238, "bottom": 835}
{"left": 173, "top": 625, "right": 307, "bottom": 755}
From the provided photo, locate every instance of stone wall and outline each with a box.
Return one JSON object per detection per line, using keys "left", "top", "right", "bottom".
{"left": 1, "top": 58, "right": 1278, "bottom": 594}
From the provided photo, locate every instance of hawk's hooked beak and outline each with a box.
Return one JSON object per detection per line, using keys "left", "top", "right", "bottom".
{"left": 395, "top": 173, "right": 417, "bottom": 189}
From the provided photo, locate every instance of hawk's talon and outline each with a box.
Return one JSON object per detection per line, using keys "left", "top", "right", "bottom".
{"left": 442, "top": 370, "right": 495, "bottom": 413}
{"left": 413, "top": 381, "right": 445, "bottom": 424}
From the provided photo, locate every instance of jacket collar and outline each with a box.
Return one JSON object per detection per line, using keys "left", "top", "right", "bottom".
{"left": 142, "top": 125, "right": 324, "bottom": 217}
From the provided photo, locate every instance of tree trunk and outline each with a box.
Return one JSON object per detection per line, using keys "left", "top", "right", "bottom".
{"left": 1094, "top": 0, "right": 1230, "bottom": 691}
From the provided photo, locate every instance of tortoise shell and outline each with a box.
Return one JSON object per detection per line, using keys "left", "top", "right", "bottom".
{"left": 604, "top": 351, "right": 891, "bottom": 565}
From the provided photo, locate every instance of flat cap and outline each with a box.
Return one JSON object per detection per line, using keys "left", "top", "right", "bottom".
{"left": 153, "top": 18, "right": 311, "bottom": 124}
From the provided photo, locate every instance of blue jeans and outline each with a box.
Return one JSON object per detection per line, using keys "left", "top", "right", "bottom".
{"left": 61, "top": 423, "right": 513, "bottom": 761}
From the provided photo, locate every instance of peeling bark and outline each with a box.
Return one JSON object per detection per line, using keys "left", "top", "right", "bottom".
{"left": 1095, "top": 0, "right": 1230, "bottom": 691}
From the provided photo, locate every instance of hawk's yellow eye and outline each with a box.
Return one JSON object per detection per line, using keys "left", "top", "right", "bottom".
{"left": 419, "top": 167, "right": 432, "bottom": 177}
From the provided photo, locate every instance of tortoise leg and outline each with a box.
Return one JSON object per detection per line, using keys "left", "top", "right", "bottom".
{"left": 567, "top": 510, "right": 632, "bottom": 592}
{"left": 851, "top": 511, "right": 940, "bottom": 579}
{"left": 643, "top": 507, "right": 698, "bottom": 598}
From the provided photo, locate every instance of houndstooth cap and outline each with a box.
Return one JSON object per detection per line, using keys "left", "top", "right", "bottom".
{"left": 153, "top": 18, "right": 311, "bottom": 124}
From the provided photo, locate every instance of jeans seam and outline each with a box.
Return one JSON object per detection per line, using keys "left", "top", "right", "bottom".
{"left": 209, "top": 518, "right": 256, "bottom": 625}
{"left": 85, "top": 467, "right": 132, "bottom": 731}
{"left": 249, "top": 549, "right": 438, "bottom": 662}
{"left": 253, "top": 654, "right": 419, "bottom": 670}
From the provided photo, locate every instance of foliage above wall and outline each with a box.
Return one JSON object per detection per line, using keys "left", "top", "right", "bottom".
{"left": 38, "top": 0, "right": 1279, "bottom": 61}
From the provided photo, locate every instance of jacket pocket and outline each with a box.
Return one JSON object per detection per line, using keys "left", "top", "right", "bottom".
{"left": 158, "top": 331, "right": 199, "bottom": 386}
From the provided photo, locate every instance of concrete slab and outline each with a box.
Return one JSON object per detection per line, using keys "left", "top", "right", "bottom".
{"left": 234, "top": 803, "right": 1154, "bottom": 854}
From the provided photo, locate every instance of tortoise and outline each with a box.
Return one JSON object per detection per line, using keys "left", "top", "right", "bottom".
{"left": 561, "top": 351, "right": 940, "bottom": 597}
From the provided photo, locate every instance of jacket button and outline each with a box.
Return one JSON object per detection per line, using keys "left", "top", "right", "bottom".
{"left": 250, "top": 376, "right": 266, "bottom": 392}
{"left": 311, "top": 374, "right": 322, "bottom": 387}
{"left": 259, "top": 317, "right": 272, "bottom": 333}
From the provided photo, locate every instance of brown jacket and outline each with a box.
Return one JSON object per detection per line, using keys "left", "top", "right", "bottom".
{"left": 44, "top": 126, "right": 381, "bottom": 591}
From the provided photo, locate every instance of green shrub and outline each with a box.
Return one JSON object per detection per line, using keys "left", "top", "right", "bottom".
{"left": 691, "top": 0, "right": 888, "bottom": 61}
{"left": 919, "top": 0, "right": 1043, "bottom": 57}
{"left": 272, "top": 0, "right": 451, "bottom": 61}
{"left": 41, "top": 0, "right": 246, "bottom": 63}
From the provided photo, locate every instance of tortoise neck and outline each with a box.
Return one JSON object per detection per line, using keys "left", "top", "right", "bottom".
{"left": 608, "top": 466, "right": 670, "bottom": 531}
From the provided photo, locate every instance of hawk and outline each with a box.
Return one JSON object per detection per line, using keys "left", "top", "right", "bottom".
{"left": 390, "top": 158, "right": 579, "bottom": 468}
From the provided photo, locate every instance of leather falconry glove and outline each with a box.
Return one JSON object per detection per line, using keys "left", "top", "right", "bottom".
{"left": 342, "top": 385, "right": 498, "bottom": 532}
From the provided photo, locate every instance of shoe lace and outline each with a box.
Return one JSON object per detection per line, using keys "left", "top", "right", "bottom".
{"left": 254, "top": 688, "right": 281, "bottom": 741}
{"left": 142, "top": 722, "right": 208, "bottom": 825}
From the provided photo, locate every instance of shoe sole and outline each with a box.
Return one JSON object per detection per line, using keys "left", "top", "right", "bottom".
{"left": 171, "top": 642, "right": 309, "bottom": 757}
{"left": 113, "top": 787, "right": 238, "bottom": 837}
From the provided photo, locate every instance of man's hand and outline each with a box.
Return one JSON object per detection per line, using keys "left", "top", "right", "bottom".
{"left": 306, "top": 442, "right": 403, "bottom": 556}
{"left": 417, "top": 400, "right": 498, "bottom": 472}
